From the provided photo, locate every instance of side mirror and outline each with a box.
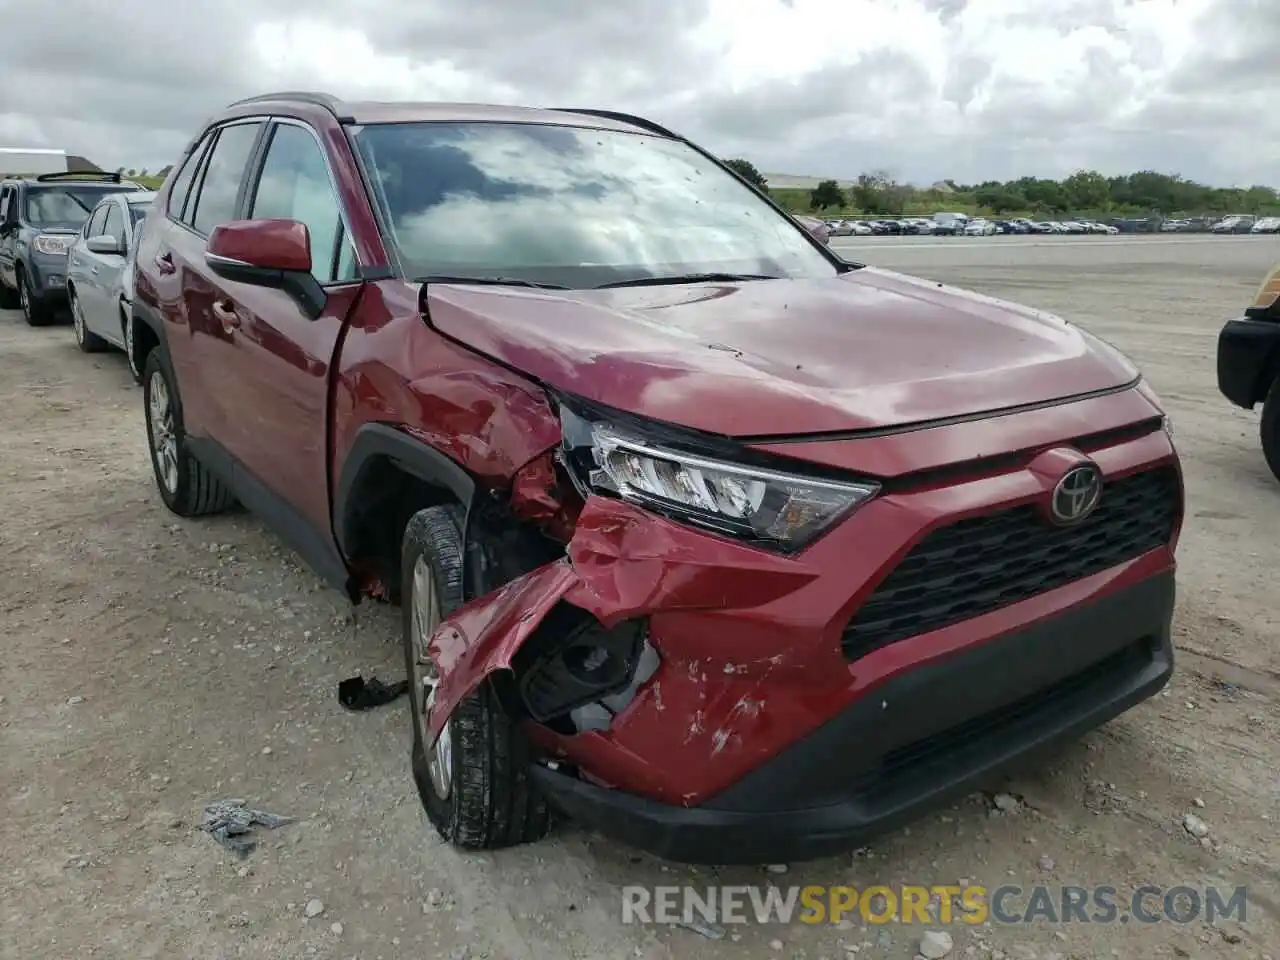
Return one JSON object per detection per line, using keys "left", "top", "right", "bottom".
{"left": 205, "top": 218, "right": 325, "bottom": 319}
{"left": 86, "top": 234, "right": 123, "bottom": 256}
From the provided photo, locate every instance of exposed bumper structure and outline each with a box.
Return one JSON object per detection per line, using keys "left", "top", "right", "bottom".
{"left": 1217, "top": 315, "right": 1280, "bottom": 409}
{"left": 530, "top": 571, "right": 1174, "bottom": 864}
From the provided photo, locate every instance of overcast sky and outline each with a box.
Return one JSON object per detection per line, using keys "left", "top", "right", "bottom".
{"left": 1, "top": 0, "right": 1276, "bottom": 186}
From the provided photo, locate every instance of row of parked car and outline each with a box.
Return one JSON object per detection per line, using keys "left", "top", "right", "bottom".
{"left": 0, "top": 171, "right": 153, "bottom": 369}
{"left": 822, "top": 215, "right": 1121, "bottom": 237}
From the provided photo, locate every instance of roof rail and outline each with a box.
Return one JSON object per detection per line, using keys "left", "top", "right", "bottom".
{"left": 226, "top": 91, "right": 354, "bottom": 122}
{"left": 35, "top": 170, "right": 122, "bottom": 183}
{"left": 554, "top": 108, "right": 680, "bottom": 140}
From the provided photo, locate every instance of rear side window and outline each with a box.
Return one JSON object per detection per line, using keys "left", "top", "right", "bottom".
{"left": 0, "top": 187, "right": 10, "bottom": 222}
{"left": 165, "top": 132, "right": 213, "bottom": 221}
{"left": 190, "top": 123, "right": 262, "bottom": 236}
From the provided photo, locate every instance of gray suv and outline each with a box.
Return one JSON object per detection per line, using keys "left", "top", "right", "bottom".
{"left": 0, "top": 172, "right": 142, "bottom": 325}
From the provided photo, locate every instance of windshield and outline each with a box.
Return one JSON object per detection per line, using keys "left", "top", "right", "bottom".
{"left": 24, "top": 186, "right": 132, "bottom": 228}
{"left": 350, "top": 120, "right": 838, "bottom": 288}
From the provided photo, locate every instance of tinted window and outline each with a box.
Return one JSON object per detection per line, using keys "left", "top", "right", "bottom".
{"left": 101, "top": 203, "right": 124, "bottom": 244}
{"left": 248, "top": 123, "right": 354, "bottom": 282}
{"left": 0, "top": 187, "right": 10, "bottom": 222}
{"left": 190, "top": 123, "right": 261, "bottom": 236}
{"left": 350, "top": 121, "right": 836, "bottom": 288}
{"left": 128, "top": 203, "right": 150, "bottom": 226}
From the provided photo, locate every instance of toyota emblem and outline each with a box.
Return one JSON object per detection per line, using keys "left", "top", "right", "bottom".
{"left": 1050, "top": 464, "right": 1103, "bottom": 524}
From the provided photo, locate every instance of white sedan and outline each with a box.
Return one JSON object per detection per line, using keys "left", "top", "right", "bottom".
{"left": 964, "top": 218, "right": 997, "bottom": 236}
{"left": 65, "top": 189, "right": 157, "bottom": 382}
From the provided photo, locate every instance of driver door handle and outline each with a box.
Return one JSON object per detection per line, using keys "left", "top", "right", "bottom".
{"left": 154, "top": 252, "right": 175, "bottom": 276}
{"left": 212, "top": 299, "right": 240, "bottom": 334}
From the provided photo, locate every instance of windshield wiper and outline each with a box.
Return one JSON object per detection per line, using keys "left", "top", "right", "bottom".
{"left": 417, "top": 274, "right": 568, "bottom": 290}
{"left": 594, "top": 272, "right": 781, "bottom": 289}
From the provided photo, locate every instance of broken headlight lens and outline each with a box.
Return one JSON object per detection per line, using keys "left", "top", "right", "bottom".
{"left": 560, "top": 408, "right": 878, "bottom": 552}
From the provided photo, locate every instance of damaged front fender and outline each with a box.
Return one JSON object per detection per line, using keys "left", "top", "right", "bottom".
{"left": 423, "top": 495, "right": 821, "bottom": 758}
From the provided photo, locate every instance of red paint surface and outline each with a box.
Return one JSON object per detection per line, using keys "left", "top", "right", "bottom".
{"left": 207, "top": 218, "right": 312, "bottom": 273}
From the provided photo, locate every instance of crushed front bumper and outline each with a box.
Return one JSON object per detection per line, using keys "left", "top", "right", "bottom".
{"left": 529, "top": 571, "right": 1173, "bottom": 864}
{"left": 423, "top": 398, "right": 1181, "bottom": 864}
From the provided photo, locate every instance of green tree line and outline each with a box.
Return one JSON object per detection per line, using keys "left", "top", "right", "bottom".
{"left": 721, "top": 159, "right": 1280, "bottom": 219}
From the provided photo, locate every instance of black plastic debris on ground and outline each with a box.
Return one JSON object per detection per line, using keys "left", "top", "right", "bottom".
{"left": 200, "top": 799, "right": 295, "bottom": 858}
{"left": 338, "top": 675, "right": 409, "bottom": 711}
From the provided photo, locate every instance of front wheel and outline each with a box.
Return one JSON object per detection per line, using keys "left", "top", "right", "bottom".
{"left": 1261, "top": 376, "right": 1280, "bottom": 483}
{"left": 18, "top": 270, "right": 54, "bottom": 326}
{"left": 142, "top": 349, "right": 236, "bottom": 516}
{"left": 401, "top": 504, "right": 552, "bottom": 850}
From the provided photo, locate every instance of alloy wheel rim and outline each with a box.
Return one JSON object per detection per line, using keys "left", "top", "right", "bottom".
{"left": 72, "top": 295, "right": 84, "bottom": 343}
{"left": 124, "top": 314, "right": 138, "bottom": 378}
{"left": 147, "top": 371, "right": 179, "bottom": 493}
{"left": 411, "top": 555, "right": 452, "bottom": 799}
{"left": 18, "top": 279, "right": 28, "bottom": 313}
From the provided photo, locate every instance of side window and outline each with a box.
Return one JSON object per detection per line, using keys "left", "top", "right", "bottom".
{"left": 85, "top": 204, "right": 109, "bottom": 238}
{"left": 190, "top": 122, "right": 262, "bottom": 236}
{"left": 0, "top": 187, "right": 10, "bottom": 222}
{"left": 101, "top": 203, "right": 124, "bottom": 246}
{"left": 248, "top": 123, "right": 354, "bottom": 283}
{"left": 165, "top": 132, "right": 212, "bottom": 220}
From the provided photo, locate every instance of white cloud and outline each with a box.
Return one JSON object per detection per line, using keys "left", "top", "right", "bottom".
{"left": 0, "top": 0, "right": 1273, "bottom": 186}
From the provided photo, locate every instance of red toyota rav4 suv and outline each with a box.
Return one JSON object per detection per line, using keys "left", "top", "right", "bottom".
{"left": 131, "top": 92, "right": 1182, "bottom": 864}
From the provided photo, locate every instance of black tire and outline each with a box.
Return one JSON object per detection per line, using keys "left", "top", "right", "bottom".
{"left": 401, "top": 504, "right": 552, "bottom": 850}
{"left": 141, "top": 349, "right": 236, "bottom": 517}
{"left": 1262, "top": 375, "right": 1280, "bottom": 483}
{"left": 70, "top": 288, "right": 107, "bottom": 353}
{"left": 18, "top": 268, "right": 54, "bottom": 327}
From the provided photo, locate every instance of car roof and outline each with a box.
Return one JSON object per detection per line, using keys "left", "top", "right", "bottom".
{"left": 219, "top": 93, "right": 664, "bottom": 136}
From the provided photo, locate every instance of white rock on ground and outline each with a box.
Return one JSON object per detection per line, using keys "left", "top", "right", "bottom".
{"left": 919, "top": 929, "right": 955, "bottom": 958}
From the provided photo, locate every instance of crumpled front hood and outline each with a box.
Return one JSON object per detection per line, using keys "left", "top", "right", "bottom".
{"left": 421, "top": 267, "right": 1138, "bottom": 438}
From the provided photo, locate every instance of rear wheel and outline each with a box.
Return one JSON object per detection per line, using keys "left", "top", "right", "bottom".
{"left": 71, "top": 288, "right": 107, "bottom": 352}
{"left": 1261, "top": 376, "right": 1280, "bottom": 483}
{"left": 401, "top": 504, "right": 552, "bottom": 850}
{"left": 121, "top": 304, "right": 142, "bottom": 383}
{"left": 142, "top": 350, "right": 235, "bottom": 516}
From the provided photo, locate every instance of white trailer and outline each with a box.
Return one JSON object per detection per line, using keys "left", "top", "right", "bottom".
{"left": 0, "top": 147, "right": 68, "bottom": 177}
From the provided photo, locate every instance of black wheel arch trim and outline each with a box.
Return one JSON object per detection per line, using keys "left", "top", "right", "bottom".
{"left": 333, "top": 421, "right": 478, "bottom": 561}
{"left": 131, "top": 296, "right": 170, "bottom": 349}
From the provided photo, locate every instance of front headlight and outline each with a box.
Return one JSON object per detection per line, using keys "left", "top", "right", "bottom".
{"left": 34, "top": 234, "right": 73, "bottom": 256}
{"left": 559, "top": 406, "right": 878, "bottom": 552}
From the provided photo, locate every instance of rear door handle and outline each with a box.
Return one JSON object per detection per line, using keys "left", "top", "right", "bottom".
{"left": 154, "top": 252, "right": 175, "bottom": 276}
{"left": 212, "top": 299, "right": 240, "bottom": 334}
{"left": 91, "top": 266, "right": 100, "bottom": 275}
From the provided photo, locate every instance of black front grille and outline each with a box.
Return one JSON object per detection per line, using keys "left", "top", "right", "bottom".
{"left": 841, "top": 467, "right": 1179, "bottom": 661}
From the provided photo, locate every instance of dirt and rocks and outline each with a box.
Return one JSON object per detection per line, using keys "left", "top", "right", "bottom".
{"left": 1, "top": 234, "right": 1278, "bottom": 960}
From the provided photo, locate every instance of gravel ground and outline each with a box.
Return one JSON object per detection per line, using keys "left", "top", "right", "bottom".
{"left": 2, "top": 234, "right": 1278, "bottom": 960}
